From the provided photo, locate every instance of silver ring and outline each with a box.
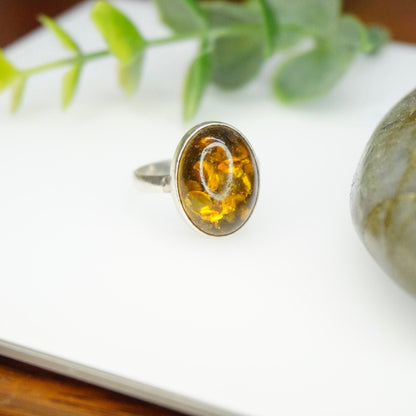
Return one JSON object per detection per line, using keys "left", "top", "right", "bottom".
{"left": 134, "top": 121, "right": 259, "bottom": 236}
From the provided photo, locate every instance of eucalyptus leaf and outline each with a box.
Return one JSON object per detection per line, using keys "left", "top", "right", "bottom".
{"left": 337, "top": 15, "right": 371, "bottom": 53}
{"left": 259, "top": 0, "right": 279, "bottom": 56}
{"left": 273, "top": 43, "right": 355, "bottom": 103}
{"left": 273, "top": 13, "right": 371, "bottom": 103}
{"left": 202, "top": 2, "right": 265, "bottom": 90}
{"left": 211, "top": 33, "right": 265, "bottom": 90}
{"left": 0, "top": 50, "right": 19, "bottom": 93}
{"left": 62, "top": 64, "right": 81, "bottom": 109}
{"left": 118, "top": 55, "right": 144, "bottom": 96}
{"left": 0, "top": 0, "right": 389, "bottom": 115}
{"left": 267, "top": 0, "right": 341, "bottom": 37}
{"left": 38, "top": 15, "right": 80, "bottom": 53}
{"left": 153, "top": 0, "right": 207, "bottom": 33}
{"left": 91, "top": 1, "right": 145, "bottom": 65}
{"left": 183, "top": 41, "right": 211, "bottom": 120}
{"left": 11, "top": 76, "right": 26, "bottom": 113}
{"left": 366, "top": 26, "right": 390, "bottom": 54}
{"left": 274, "top": 27, "right": 305, "bottom": 51}
{"left": 201, "top": 1, "right": 262, "bottom": 26}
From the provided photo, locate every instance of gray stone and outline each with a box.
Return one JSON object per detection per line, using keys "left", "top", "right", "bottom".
{"left": 351, "top": 89, "right": 416, "bottom": 294}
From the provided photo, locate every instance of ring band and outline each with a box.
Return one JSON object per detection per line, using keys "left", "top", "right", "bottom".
{"left": 134, "top": 121, "right": 259, "bottom": 236}
{"left": 134, "top": 160, "right": 171, "bottom": 193}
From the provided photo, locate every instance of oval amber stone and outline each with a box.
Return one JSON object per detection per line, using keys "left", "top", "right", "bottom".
{"left": 175, "top": 123, "right": 259, "bottom": 236}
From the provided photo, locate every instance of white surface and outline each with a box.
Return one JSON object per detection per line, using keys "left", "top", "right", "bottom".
{"left": 1, "top": 2, "right": 416, "bottom": 415}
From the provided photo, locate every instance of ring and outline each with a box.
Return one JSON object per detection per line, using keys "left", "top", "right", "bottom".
{"left": 134, "top": 121, "right": 259, "bottom": 236}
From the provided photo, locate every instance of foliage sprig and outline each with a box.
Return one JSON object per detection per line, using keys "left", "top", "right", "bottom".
{"left": 0, "top": 0, "right": 389, "bottom": 119}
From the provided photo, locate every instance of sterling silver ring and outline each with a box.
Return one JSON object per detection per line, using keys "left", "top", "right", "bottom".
{"left": 134, "top": 121, "right": 259, "bottom": 236}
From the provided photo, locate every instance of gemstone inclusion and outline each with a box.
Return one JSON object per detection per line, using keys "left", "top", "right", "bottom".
{"left": 176, "top": 124, "right": 258, "bottom": 236}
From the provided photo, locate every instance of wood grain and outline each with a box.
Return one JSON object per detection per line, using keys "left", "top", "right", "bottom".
{"left": 0, "top": 356, "right": 187, "bottom": 416}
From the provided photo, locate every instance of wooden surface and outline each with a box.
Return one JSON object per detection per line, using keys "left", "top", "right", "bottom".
{"left": 0, "top": 0, "right": 83, "bottom": 48}
{"left": 0, "top": 356, "right": 187, "bottom": 416}
{"left": 0, "top": 1, "right": 415, "bottom": 415}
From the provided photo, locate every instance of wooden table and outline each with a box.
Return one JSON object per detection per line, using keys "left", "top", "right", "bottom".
{"left": 0, "top": 356, "right": 186, "bottom": 416}
{"left": 0, "top": 1, "right": 415, "bottom": 415}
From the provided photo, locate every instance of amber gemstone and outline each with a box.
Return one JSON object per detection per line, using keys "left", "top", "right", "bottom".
{"left": 175, "top": 123, "right": 259, "bottom": 236}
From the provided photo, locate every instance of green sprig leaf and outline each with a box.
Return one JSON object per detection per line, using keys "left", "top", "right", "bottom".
{"left": 366, "top": 25, "right": 390, "bottom": 54}
{"left": 210, "top": 33, "right": 265, "bottom": 90}
{"left": 62, "top": 64, "right": 81, "bottom": 109}
{"left": 202, "top": 1, "right": 265, "bottom": 90}
{"left": 267, "top": 0, "right": 341, "bottom": 37}
{"left": 337, "top": 15, "right": 371, "bottom": 53}
{"left": 91, "top": 1, "right": 145, "bottom": 65}
{"left": 273, "top": 12, "right": 377, "bottom": 103}
{"left": 91, "top": 1, "right": 146, "bottom": 95}
{"left": 38, "top": 15, "right": 81, "bottom": 53}
{"left": 0, "top": 50, "right": 19, "bottom": 93}
{"left": 1, "top": 0, "right": 389, "bottom": 117}
{"left": 183, "top": 40, "right": 212, "bottom": 120}
{"left": 273, "top": 44, "right": 354, "bottom": 103}
{"left": 259, "top": 0, "right": 279, "bottom": 56}
{"left": 11, "top": 76, "right": 26, "bottom": 112}
{"left": 201, "top": 1, "right": 261, "bottom": 28}
{"left": 118, "top": 56, "right": 144, "bottom": 96}
{"left": 153, "top": 0, "right": 207, "bottom": 33}
{"left": 38, "top": 15, "right": 82, "bottom": 108}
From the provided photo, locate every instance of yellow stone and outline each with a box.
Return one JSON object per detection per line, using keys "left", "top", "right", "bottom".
{"left": 176, "top": 123, "right": 259, "bottom": 236}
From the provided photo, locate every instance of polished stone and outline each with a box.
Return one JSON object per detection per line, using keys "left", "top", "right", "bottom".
{"left": 351, "top": 89, "right": 416, "bottom": 294}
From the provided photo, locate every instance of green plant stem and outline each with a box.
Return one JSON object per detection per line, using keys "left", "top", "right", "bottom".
{"left": 148, "top": 23, "right": 261, "bottom": 46}
{"left": 22, "top": 50, "right": 109, "bottom": 76}
{"left": 21, "top": 23, "right": 261, "bottom": 77}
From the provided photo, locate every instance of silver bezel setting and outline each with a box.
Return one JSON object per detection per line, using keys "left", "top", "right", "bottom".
{"left": 170, "top": 121, "right": 260, "bottom": 237}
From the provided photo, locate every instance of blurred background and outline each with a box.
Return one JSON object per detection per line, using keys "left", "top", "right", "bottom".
{"left": 0, "top": 0, "right": 415, "bottom": 48}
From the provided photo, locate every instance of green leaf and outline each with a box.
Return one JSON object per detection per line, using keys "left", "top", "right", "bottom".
{"left": 273, "top": 13, "right": 371, "bottom": 103}
{"left": 366, "top": 25, "right": 390, "bottom": 54}
{"left": 91, "top": 1, "right": 146, "bottom": 65}
{"left": 202, "top": 2, "right": 265, "bottom": 90}
{"left": 62, "top": 64, "right": 81, "bottom": 109}
{"left": 273, "top": 43, "right": 355, "bottom": 103}
{"left": 38, "top": 15, "right": 80, "bottom": 53}
{"left": 201, "top": 1, "right": 262, "bottom": 26}
{"left": 259, "top": 0, "right": 279, "bottom": 56}
{"left": 10, "top": 76, "right": 26, "bottom": 113}
{"left": 337, "top": 15, "right": 371, "bottom": 53}
{"left": 118, "top": 55, "right": 144, "bottom": 96}
{"left": 152, "top": 0, "right": 207, "bottom": 33}
{"left": 0, "top": 50, "right": 19, "bottom": 93}
{"left": 211, "top": 33, "right": 265, "bottom": 90}
{"left": 183, "top": 40, "right": 212, "bottom": 120}
{"left": 274, "top": 27, "right": 305, "bottom": 51}
{"left": 267, "top": 0, "right": 341, "bottom": 37}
